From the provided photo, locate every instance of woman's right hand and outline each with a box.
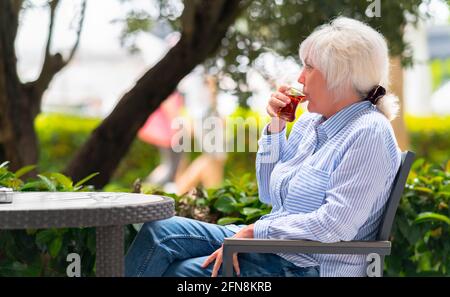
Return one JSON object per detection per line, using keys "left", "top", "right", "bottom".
{"left": 266, "top": 85, "right": 290, "bottom": 133}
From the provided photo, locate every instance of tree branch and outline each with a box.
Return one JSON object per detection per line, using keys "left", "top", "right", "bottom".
{"left": 44, "top": 0, "right": 59, "bottom": 61}
{"left": 64, "top": 0, "right": 87, "bottom": 65}
{"left": 181, "top": 0, "right": 202, "bottom": 43}
{"left": 26, "top": 0, "right": 87, "bottom": 117}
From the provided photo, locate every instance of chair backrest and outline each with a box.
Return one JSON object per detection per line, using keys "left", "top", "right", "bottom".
{"left": 377, "top": 151, "right": 415, "bottom": 241}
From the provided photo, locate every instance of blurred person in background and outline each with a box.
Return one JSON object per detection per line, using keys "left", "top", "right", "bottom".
{"left": 137, "top": 91, "right": 185, "bottom": 188}
{"left": 173, "top": 75, "right": 228, "bottom": 195}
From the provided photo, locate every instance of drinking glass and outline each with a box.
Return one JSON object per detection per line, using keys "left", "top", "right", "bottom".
{"left": 277, "top": 87, "right": 306, "bottom": 122}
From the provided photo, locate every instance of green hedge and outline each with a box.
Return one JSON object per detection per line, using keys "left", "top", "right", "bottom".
{"left": 405, "top": 115, "right": 450, "bottom": 165}
{"left": 35, "top": 114, "right": 160, "bottom": 191}
{"left": 386, "top": 159, "right": 450, "bottom": 276}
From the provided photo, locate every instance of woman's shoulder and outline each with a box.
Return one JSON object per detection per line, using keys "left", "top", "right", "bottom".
{"left": 347, "top": 108, "right": 400, "bottom": 152}
{"left": 351, "top": 107, "right": 394, "bottom": 133}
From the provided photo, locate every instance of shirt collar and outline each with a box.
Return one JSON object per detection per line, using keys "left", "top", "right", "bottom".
{"left": 317, "top": 100, "right": 373, "bottom": 139}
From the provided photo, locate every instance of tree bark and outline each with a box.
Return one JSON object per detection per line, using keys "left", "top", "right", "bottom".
{"left": 0, "top": 0, "right": 38, "bottom": 172}
{"left": 64, "top": 0, "right": 245, "bottom": 188}
{"left": 0, "top": 0, "right": 86, "bottom": 173}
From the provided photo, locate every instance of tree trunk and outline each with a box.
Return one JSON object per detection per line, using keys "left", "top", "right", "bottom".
{"left": 389, "top": 56, "right": 410, "bottom": 151}
{"left": 0, "top": 1, "right": 39, "bottom": 172}
{"left": 1, "top": 0, "right": 86, "bottom": 174}
{"left": 64, "top": 0, "right": 244, "bottom": 188}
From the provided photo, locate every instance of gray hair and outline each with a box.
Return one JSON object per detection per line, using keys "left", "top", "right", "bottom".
{"left": 299, "top": 16, "right": 399, "bottom": 121}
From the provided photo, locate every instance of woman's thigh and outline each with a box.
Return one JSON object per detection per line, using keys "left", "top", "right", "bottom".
{"left": 126, "top": 216, "right": 236, "bottom": 268}
{"left": 139, "top": 216, "right": 236, "bottom": 245}
{"left": 163, "top": 253, "right": 319, "bottom": 277}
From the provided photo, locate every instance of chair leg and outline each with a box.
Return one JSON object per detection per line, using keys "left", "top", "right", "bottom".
{"left": 223, "top": 247, "right": 234, "bottom": 277}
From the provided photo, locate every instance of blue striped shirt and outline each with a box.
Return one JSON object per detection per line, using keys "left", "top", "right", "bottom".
{"left": 253, "top": 100, "right": 401, "bottom": 277}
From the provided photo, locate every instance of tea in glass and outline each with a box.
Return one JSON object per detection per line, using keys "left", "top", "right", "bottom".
{"left": 277, "top": 87, "right": 306, "bottom": 122}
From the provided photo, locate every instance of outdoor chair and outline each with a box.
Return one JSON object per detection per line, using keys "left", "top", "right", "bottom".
{"left": 223, "top": 151, "right": 416, "bottom": 277}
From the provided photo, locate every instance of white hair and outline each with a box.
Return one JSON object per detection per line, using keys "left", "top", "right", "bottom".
{"left": 299, "top": 16, "right": 399, "bottom": 121}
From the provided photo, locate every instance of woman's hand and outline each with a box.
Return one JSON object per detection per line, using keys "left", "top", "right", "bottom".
{"left": 201, "top": 224, "right": 254, "bottom": 277}
{"left": 267, "top": 85, "right": 290, "bottom": 133}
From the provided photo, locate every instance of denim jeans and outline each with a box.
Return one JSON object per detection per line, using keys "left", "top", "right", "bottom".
{"left": 125, "top": 216, "right": 319, "bottom": 277}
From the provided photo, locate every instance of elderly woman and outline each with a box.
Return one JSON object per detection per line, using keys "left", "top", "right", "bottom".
{"left": 125, "top": 17, "right": 401, "bottom": 277}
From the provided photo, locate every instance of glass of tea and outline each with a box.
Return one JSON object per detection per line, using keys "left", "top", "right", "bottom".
{"left": 277, "top": 87, "right": 306, "bottom": 122}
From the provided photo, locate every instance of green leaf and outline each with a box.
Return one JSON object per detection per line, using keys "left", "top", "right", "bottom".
{"left": 242, "top": 207, "right": 262, "bottom": 216}
{"left": 37, "top": 174, "right": 57, "bottom": 192}
{"left": 49, "top": 237, "right": 63, "bottom": 258}
{"left": 14, "top": 165, "right": 37, "bottom": 179}
{"left": 36, "top": 229, "right": 56, "bottom": 245}
{"left": 437, "top": 191, "right": 450, "bottom": 198}
{"left": 217, "top": 217, "right": 244, "bottom": 225}
{"left": 417, "top": 176, "right": 430, "bottom": 184}
{"left": 245, "top": 212, "right": 266, "bottom": 222}
{"left": 411, "top": 159, "right": 425, "bottom": 171}
{"left": 413, "top": 187, "right": 434, "bottom": 194}
{"left": 415, "top": 212, "right": 450, "bottom": 225}
{"left": 238, "top": 196, "right": 258, "bottom": 205}
{"left": 20, "top": 181, "right": 45, "bottom": 191}
{"left": 431, "top": 176, "right": 444, "bottom": 184}
{"left": 214, "top": 196, "right": 237, "bottom": 213}
{"left": 48, "top": 172, "right": 73, "bottom": 190}
{"left": 2, "top": 178, "right": 23, "bottom": 190}
{"left": 74, "top": 172, "right": 100, "bottom": 188}
{"left": 0, "top": 172, "right": 15, "bottom": 181}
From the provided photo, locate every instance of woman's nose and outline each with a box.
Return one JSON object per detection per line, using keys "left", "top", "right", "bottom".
{"left": 298, "top": 70, "right": 305, "bottom": 85}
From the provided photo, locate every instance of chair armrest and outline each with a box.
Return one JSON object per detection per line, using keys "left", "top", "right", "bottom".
{"left": 223, "top": 238, "right": 391, "bottom": 255}
{"left": 222, "top": 238, "right": 391, "bottom": 277}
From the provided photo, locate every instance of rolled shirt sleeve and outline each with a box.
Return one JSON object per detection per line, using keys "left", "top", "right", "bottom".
{"left": 255, "top": 123, "right": 287, "bottom": 205}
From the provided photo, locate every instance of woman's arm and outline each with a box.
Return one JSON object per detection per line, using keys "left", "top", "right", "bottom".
{"left": 255, "top": 121, "right": 287, "bottom": 204}
{"left": 256, "top": 112, "right": 316, "bottom": 204}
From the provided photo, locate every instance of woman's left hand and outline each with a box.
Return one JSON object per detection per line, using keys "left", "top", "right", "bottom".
{"left": 201, "top": 224, "right": 254, "bottom": 277}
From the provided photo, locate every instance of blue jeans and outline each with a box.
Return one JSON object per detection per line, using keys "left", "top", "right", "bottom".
{"left": 125, "top": 216, "right": 320, "bottom": 277}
